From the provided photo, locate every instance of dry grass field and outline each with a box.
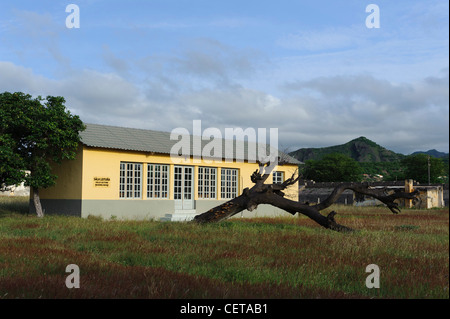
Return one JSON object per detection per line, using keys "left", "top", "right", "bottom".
{"left": 0, "top": 196, "right": 448, "bottom": 299}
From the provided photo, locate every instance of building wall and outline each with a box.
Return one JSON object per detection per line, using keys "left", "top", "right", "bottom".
{"left": 415, "top": 187, "right": 445, "bottom": 209}
{"left": 80, "top": 199, "right": 173, "bottom": 220}
{"left": 29, "top": 199, "right": 82, "bottom": 217}
{"left": 30, "top": 146, "right": 83, "bottom": 215}
{"left": 80, "top": 146, "right": 298, "bottom": 201}
{"left": 78, "top": 200, "right": 296, "bottom": 221}
{"left": 38, "top": 145, "right": 84, "bottom": 200}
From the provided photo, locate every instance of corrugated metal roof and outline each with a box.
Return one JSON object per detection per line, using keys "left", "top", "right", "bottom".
{"left": 80, "top": 123, "right": 302, "bottom": 165}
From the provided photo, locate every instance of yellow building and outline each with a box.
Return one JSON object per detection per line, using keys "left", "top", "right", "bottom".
{"left": 33, "top": 123, "right": 301, "bottom": 220}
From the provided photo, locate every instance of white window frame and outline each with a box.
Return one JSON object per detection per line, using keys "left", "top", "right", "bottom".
{"left": 273, "top": 171, "right": 284, "bottom": 184}
{"left": 147, "top": 164, "right": 169, "bottom": 199}
{"left": 198, "top": 167, "right": 217, "bottom": 199}
{"left": 221, "top": 168, "right": 238, "bottom": 199}
{"left": 120, "top": 162, "right": 142, "bottom": 199}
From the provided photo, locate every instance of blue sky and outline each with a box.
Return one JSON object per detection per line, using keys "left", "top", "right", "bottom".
{"left": 1, "top": 0, "right": 448, "bottom": 154}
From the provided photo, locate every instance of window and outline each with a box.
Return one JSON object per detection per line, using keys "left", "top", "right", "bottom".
{"left": 198, "top": 167, "right": 217, "bottom": 199}
{"left": 221, "top": 168, "right": 238, "bottom": 199}
{"left": 173, "top": 165, "right": 193, "bottom": 203}
{"left": 147, "top": 164, "right": 169, "bottom": 199}
{"left": 120, "top": 162, "right": 142, "bottom": 198}
{"left": 174, "top": 166, "right": 182, "bottom": 200}
{"left": 273, "top": 171, "right": 284, "bottom": 184}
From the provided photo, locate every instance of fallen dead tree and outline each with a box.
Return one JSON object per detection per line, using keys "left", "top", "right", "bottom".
{"left": 193, "top": 161, "right": 418, "bottom": 232}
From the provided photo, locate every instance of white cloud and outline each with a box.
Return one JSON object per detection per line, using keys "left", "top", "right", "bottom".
{"left": 0, "top": 62, "right": 56, "bottom": 92}
{"left": 170, "top": 38, "right": 263, "bottom": 86}
{"left": 101, "top": 45, "right": 130, "bottom": 77}
{"left": 281, "top": 71, "right": 449, "bottom": 153}
{"left": 1, "top": 59, "right": 448, "bottom": 154}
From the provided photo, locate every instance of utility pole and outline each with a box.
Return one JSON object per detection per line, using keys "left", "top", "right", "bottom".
{"left": 428, "top": 155, "right": 431, "bottom": 185}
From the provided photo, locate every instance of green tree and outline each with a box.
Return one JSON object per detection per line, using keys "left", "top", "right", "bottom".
{"left": 442, "top": 156, "right": 449, "bottom": 183}
{"left": 0, "top": 93, "right": 29, "bottom": 186}
{"left": 401, "top": 154, "right": 445, "bottom": 184}
{"left": 358, "top": 161, "right": 406, "bottom": 181}
{"left": 0, "top": 134, "right": 27, "bottom": 187}
{"left": 0, "top": 92, "right": 85, "bottom": 217}
{"left": 302, "top": 153, "right": 362, "bottom": 182}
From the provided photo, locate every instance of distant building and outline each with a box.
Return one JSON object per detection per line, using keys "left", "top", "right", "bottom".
{"left": 355, "top": 179, "right": 445, "bottom": 209}
{"left": 0, "top": 181, "right": 30, "bottom": 197}
{"left": 409, "top": 185, "right": 445, "bottom": 209}
{"left": 299, "top": 179, "right": 446, "bottom": 209}
{"left": 0, "top": 171, "right": 30, "bottom": 197}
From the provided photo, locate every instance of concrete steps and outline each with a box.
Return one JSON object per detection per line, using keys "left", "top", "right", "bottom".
{"left": 160, "top": 210, "right": 197, "bottom": 222}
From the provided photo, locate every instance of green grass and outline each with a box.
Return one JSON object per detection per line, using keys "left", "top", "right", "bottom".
{"left": 0, "top": 197, "right": 448, "bottom": 298}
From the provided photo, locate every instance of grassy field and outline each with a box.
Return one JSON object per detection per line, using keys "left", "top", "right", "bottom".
{"left": 0, "top": 196, "right": 448, "bottom": 299}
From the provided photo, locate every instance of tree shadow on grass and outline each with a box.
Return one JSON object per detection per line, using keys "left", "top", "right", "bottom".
{"left": 0, "top": 196, "right": 29, "bottom": 218}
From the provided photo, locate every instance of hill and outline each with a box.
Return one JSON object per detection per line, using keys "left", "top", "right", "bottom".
{"left": 289, "top": 136, "right": 404, "bottom": 163}
{"left": 411, "top": 149, "right": 449, "bottom": 158}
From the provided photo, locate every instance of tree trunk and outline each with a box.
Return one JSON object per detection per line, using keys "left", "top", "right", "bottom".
{"left": 194, "top": 163, "right": 418, "bottom": 232}
{"left": 33, "top": 188, "right": 44, "bottom": 218}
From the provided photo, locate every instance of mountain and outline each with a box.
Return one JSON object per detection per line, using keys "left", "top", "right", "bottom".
{"left": 411, "top": 149, "right": 449, "bottom": 158}
{"left": 289, "top": 136, "right": 405, "bottom": 163}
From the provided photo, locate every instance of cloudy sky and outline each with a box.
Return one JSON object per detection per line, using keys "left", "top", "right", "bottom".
{"left": 0, "top": 0, "right": 448, "bottom": 154}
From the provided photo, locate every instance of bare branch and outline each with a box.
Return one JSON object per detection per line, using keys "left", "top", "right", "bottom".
{"left": 280, "top": 169, "right": 300, "bottom": 188}
{"left": 313, "top": 183, "right": 419, "bottom": 214}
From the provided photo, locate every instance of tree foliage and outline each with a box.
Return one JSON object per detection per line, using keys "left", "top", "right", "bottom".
{"left": 0, "top": 91, "right": 85, "bottom": 216}
{"left": 0, "top": 92, "right": 30, "bottom": 186}
{"left": 401, "top": 153, "right": 445, "bottom": 184}
{"left": 0, "top": 133, "right": 26, "bottom": 187}
{"left": 358, "top": 161, "right": 406, "bottom": 181}
{"left": 301, "top": 153, "right": 362, "bottom": 182}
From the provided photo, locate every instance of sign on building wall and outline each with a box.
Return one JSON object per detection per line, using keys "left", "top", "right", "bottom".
{"left": 93, "top": 177, "right": 111, "bottom": 188}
